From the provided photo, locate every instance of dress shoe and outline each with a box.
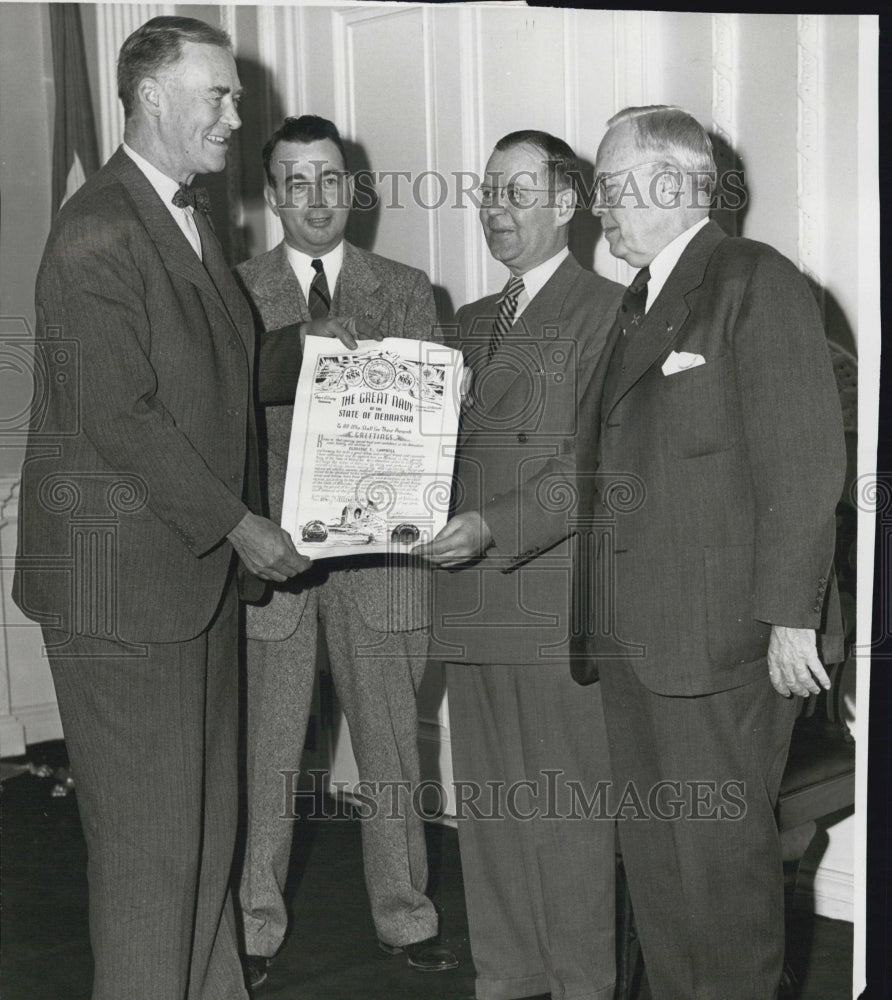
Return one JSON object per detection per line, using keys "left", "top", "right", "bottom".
{"left": 378, "top": 937, "right": 459, "bottom": 972}
{"left": 243, "top": 954, "right": 270, "bottom": 991}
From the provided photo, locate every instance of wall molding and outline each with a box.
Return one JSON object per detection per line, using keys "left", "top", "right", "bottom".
{"left": 797, "top": 863, "right": 854, "bottom": 923}
{"left": 458, "top": 5, "right": 484, "bottom": 303}
{"left": 797, "top": 14, "right": 826, "bottom": 305}
{"left": 1, "top": 475, "right": 25, "bottom": 756}
{"left": 15, "top": 701, "right": 64, "bottom": 748}
{"left": 711, "top": 13, "right": 739, "bottom": 149}
{"left": 95, "top": 4, "right": 172, "bottom": 162}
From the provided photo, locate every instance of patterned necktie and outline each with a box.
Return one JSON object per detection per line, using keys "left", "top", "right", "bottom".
{"left": 309, "top": 258, "right": 331, "bottom": 319}
{"left": 619, "top": 265, "right": 651, "bottom": 334}
{"left": 601, "top": 266, "right": 651, "bottom": 411}
{"left": 172, "top": 183, "right": 211, "bottom": 213}
{"left": 487, "top": 275, "right": 524, "bottom": 362}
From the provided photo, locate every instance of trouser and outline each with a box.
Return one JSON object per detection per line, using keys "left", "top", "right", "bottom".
{"left": 44, "top": 582, "right": 246, "bottom": 1000}
{"left": 598, "top": 663, "right": 799, "bottom": 1000}
{"left": 240, "top": 580, "right": 437, "bottom": 955}
{"left": 446, "top": 660, "right": 616, "bottom": 1000}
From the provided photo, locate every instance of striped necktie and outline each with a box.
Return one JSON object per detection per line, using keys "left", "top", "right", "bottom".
{"left": 487, "top": 275, "right": 524, "bottom": 362}
{"left": 309, "top": 258, "right": 331, "bottom": 318}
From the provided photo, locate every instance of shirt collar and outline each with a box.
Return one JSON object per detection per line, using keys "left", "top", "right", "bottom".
{"left": 122, "top": 142, "right": 183, "bottom": 210}
{"left": 514, "top": 246, "right": 569, "bottom": 313}
{"left": 284, "top": 241, "right": 345, "bottom": 304}
{"left": 645, "top": 216, "right": 709, "bottom": 311}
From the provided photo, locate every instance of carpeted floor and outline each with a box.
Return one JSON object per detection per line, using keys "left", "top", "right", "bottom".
{"left": 1, "top": 741, "right": 853, "bottom": 1000}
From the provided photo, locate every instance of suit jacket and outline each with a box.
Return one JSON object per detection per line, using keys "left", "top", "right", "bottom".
{"left": 488, "top": 222, "right": 846, "bottom": 694}
{"left": 236, "top": 240, "right": 438, "bottom": 641}
{"left": 13, "top": 147, "right": 263, "bottom": 643}
{"left": 431, "top": 254, "right": 624, "bottom": 665}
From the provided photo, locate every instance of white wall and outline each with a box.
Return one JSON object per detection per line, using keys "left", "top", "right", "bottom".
{"left": 0, "top": 4, "right": 876, "bottom": 931}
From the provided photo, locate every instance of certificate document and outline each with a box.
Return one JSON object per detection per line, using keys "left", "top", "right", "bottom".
{"left": 281, "top": 335, "right": 463, "bottom": 559}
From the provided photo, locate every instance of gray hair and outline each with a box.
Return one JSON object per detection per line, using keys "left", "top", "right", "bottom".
{"left": 118, "top": 16, "right": 232, "bottom": 119}
{"left": 607, "top": 105, "right": 716, "bottom": 197}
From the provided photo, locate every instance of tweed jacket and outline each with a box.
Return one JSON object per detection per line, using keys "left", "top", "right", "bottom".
{"left": 236, "top": 240, "right": 438, "bottom": 640}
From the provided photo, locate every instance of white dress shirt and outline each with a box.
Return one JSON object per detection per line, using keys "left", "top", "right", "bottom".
{"left": 644, "top": 216, "right": 709, "bottom": 312}
{"left": 512, "top": 246, "right": 569, "bottom": 319}
{"left": 122, "top": 143, "right": 202, "bottom": 260}
{"left": 284, "top": 241, "right": 345, "bottom": 306}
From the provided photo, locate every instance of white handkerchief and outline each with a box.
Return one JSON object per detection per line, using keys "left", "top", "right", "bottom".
{"left": 662, "top": 350, "right": 706, "bottom": 376}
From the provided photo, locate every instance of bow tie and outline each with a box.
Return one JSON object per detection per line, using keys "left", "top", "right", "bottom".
{"left": 172, "top": 184, "right": 211, "bottom": 213}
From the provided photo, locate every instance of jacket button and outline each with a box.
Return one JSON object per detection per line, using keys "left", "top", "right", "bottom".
{"left": 517, "top": 433, "right": 528, "bottom": 443}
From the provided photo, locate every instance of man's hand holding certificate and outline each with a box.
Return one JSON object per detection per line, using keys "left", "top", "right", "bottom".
{"left": 281, "top": 335, "right": 462, "bottom": 559}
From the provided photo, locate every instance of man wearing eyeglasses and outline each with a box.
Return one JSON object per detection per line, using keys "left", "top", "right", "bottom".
{"left": 235, "top": 115, "right": 457, "bottom": 989}
{"left": 427, "top": 107, "right": 846, "bottom": 1000}
{"left": 416, "top": 131, "right": 623, "bottom": 1000}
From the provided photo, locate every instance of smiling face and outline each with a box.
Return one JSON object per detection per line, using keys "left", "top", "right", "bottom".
{"left": 479, "top": 142, "right": 574, "bottom": 276}
{"left": 264, "top": 138, "right": 353, "bottom": 256}
{"left": 152, "top": 41, "right": 242, "bottom": 183}
{"left": 593, "top": 122, "right": 690, "bottom": 268}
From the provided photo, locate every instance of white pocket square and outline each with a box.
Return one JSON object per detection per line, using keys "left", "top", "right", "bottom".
{"left": 662, "top": 350, "right": 706, "bottom": 376}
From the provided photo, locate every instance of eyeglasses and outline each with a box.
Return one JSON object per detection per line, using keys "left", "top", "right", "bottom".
{"left": 593, "top": 160, "right": 668, "bottom": 209}
{"left": 477, "top": 185, "right": 565, "bottom": 209}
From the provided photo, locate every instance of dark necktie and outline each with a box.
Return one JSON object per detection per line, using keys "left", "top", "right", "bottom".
{"left": 172, "top": 183, "right": 211, "bottom": 213}
{"left": 619, "top": 265, "right": 651, "bottom": 333}
{"left": 487, "top": 275, "right": 524, "bottom": 362}
{"left": 601, "top": 266, "right": 651, "bottom": 409}
{"left": 309, "top": 258, "right": 331, "bottom": 319}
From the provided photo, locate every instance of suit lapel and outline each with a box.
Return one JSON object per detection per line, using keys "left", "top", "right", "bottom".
{"left": 255, "top": 243, "right": 311, "bottom": 326}
{"left": 603, "top": 221, "right": 726, "bottom": 417}
{"left": 336, "top": 243, "right": 386, "bottom": 333}
{"left": 107, "top": 149, "right": 252, "bottom": 356}
{"left": 483, "top": 255, "right": 582, "bottom": 409}
{"left": 458, "top": 256, "right": 583, "bottom": 447}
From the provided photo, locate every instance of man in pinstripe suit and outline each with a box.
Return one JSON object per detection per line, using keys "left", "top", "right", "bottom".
{"left": 12, "top": 17, "right": 309, "bottom": 1000}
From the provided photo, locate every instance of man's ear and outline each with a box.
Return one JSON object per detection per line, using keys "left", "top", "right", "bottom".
{"left": 654, "top": 166, "right": 684, "bottom": 208}
{"left": 263, "top": 183, "right": 281, "bottom": 218}
{"left": 135, "top": 76, "right": 163, "bottom": 118}
{"left": 554, "top": 186, "right": 577, "bottom": 228}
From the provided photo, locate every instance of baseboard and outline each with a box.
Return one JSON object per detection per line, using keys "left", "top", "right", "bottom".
{"left": 0, "top": 714, "right": 26, "bottom": 757}
{"left": 17, "top": 702, "right": 64, "bottom": 747}
{"left": 796, "top": 865, "right": 854, "bottom": 922}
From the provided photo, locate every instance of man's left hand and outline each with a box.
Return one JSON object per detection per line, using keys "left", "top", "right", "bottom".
{"left": 412, "top": 510, "right": 493, "bottom": 567}
{"left": 767, "top": 625, "right": 830, "bottom": 698}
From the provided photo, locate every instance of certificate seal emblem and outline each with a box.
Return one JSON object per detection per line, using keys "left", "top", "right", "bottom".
{"left": 364, "top": 358, "right": 396, "bottom": 389}
{"left": 301, "top": 520, "right": 328, "bottom": 542}
{"left": 395, "top": 369, "right": 415, "bottom": 391}
{"left": 343, "top": 365, "right": 363, "bottom": 387}
{"left": 390, "top": 523, "right": 420, "bottom": 545}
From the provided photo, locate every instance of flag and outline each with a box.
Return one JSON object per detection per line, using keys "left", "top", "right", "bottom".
{"left": 50, "top": 4, "right": 99, "bottom": 214}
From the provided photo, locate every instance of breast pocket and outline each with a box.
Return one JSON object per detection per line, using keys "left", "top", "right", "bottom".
{"left": 659, "top": 353, "right": 740, "bottom": 459}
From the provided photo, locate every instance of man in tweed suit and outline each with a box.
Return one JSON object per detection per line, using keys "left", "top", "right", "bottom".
{"left": 12, "top": 18, "right": 308, "bottom": 1000}
{"left": 236, "top": 115, "right": 457, "bottom": 987}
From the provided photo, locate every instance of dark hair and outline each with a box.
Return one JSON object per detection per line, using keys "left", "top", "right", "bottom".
{"left": 262, "top": 115, "right": 348, "bottom": 186}
{"left": 493, "top": 130, "right": 579, "bottom": 191}
{"left": 117, "top": 16, "right": 231, "bottom": 119}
